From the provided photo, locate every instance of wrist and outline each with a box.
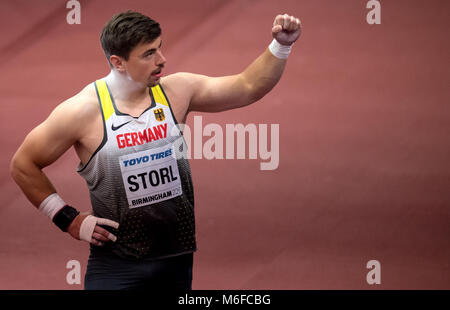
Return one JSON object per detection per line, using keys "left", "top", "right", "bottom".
{"left": 53, "top": 205, "right": 80, "bottom": 232}
{"left": 39, "top": 193, "right": 66, "bottom": 220}
{"left": 39, "top": 193, "right": 79, "bottom": 232}
{"left": 268, "top": 39, "right": 293, "bottom": 59}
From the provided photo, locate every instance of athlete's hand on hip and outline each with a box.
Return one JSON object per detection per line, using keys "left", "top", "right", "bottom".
{"left": 67, "top": 212, "right": 119, "bottom": 246}
{"left": 272, "top": 14, "right": 302, "bottom": 46}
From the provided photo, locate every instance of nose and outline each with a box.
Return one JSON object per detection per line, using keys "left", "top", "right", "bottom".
{"left": 156, "top": 50, "right": 167, "bottom": 66}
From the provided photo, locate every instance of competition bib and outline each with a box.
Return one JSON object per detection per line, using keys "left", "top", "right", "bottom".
{"left": 119, "top": 145, "right": 182, "bottom": 209}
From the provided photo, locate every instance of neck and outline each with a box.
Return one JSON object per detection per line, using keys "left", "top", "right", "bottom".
{"left": 104, "top": 70, "right": 148, "bottom": 102}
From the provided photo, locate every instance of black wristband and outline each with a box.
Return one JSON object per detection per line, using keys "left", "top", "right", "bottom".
{"left": 52, "top": 205, "right": 80, "bottom": 232}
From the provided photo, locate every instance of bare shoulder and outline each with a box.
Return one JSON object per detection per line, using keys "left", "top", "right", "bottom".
{"left": 159, "top": 73, "right": 208, "bottom": 122}
{"left": 161, "top": 72, "right": 199, "bottom": 87}
{"left": 160, "top": 72, "right": 207, "bottom": 98}
{"left": 17, "top": 82, "right": 102, "bottom": 166}
{"left": 57, "top": 83, "right": 99, "bottom": 120}
{"left": 42, "top": 82, "right": 101, "bottom": 143}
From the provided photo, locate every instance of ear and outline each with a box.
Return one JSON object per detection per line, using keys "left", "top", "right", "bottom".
{"left": 109, "top": 55, "right": 126, "bottom": 72}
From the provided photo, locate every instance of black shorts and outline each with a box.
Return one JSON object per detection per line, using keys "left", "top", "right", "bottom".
{"left": 84, "top": 248, "right": 193, "bottom": 290}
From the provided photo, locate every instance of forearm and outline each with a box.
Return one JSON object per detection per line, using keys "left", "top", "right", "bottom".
{"left": 10, "top": 154, "right": 57, "bottom": 207}
{"left": 179, "top": 14, "right": 301, "bottom": 113}
{"left": 241, "top": 47, "right": 287, "bottom": 103}
{"left": 240, "top": 13, "right": 301, "bottom": 103}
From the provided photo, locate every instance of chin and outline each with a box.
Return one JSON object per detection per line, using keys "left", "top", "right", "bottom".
{"left": 147, "top": 78, "right": 160, "bottom": 87}
{"left": 147, "top": 81, "right": 157, "bottom": 88}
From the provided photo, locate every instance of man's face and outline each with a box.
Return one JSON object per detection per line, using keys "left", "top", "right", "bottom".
{"left": 122, "top": 36, "right": 166, "bottom": 87}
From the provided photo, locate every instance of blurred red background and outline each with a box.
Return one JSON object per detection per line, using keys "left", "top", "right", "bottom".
{"left": 0, "top": 0, "right": 449, "bottom": 289}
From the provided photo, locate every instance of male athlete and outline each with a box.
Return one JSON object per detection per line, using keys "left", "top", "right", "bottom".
{"left": 10, "top": 11, "right": 301, "bottom": 289}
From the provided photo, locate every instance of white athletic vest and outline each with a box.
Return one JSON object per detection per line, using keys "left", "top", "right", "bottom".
{"left": 77, "top": 80, "right": 196, "bottom": 260}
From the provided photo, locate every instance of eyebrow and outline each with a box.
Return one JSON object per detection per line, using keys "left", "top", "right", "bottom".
{"left": 142, "top": 40, "right": 162, "bottom": 56}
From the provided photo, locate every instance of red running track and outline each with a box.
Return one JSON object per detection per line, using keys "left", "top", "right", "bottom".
{"left": 0, "top": 0, "right": 449, "bottom": 289}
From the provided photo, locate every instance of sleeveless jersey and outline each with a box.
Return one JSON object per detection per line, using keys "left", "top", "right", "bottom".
{"left": 77, "top": 80, "right": 196, "bottom": 260}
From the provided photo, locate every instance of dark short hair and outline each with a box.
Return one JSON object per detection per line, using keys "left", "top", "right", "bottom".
{"left": 100, "top": 11, "right": 161, "bottom": 66}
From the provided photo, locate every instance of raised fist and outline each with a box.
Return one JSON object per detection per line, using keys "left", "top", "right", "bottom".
{"left": 272, "top": 14, "right": 302, "bottom": 46}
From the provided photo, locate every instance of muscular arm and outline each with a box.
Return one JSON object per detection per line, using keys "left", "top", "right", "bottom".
{"left": 10, "top": 99, "right": 85, "bottom": 207}
{"left": 186, "top": 49, "right": 286, "bottom": 113}
{"left": 186, "top": 14, "right": 301, "bottom": 113}
{"left": 11, "top": 93, "right": 119, "bottom": 245}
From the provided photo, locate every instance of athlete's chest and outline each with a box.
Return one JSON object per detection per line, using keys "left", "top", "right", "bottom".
{"left": 107, "top": 107, "right": 174, "bottom": 150}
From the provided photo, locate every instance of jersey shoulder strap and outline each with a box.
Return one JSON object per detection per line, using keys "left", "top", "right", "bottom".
{"left": 150, "top": 84, "right": 169, "bottom": 107}
{"left": 94, "top": 79, "right": 115, "bottom": 121}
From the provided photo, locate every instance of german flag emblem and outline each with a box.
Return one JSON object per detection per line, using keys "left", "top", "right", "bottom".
{"left": 154, "top": 108, "right": 165, "bottom": 121}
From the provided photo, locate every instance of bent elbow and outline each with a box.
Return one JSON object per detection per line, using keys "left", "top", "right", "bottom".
{"left": 10, "top": 152, "right": 21, "bottom": 182}
{"left": 10, "top": 151, "right": 30, "bottom": 184}
{"left": 249, "top": 91, "right": 267, "bottom": 104}
{"left": 248, "top": 85, "right": 274, "bottom": 104}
